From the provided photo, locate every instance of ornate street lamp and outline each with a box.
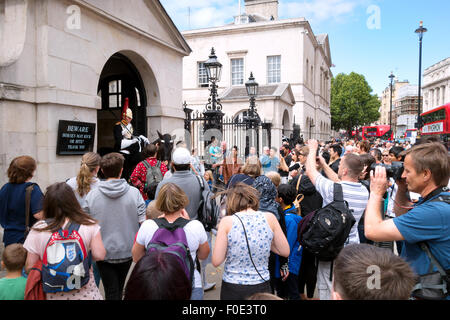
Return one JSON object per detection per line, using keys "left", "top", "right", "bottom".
{"left": 203, "top": 47, "right": 224, "bottom": 133}
{"left": 389, "top": 71, "right": 395, "bottom": 136}
{"left": 244, "top": 72, "right": 260, "bottom": 126}
{"left": 415, "top": 21, "right": 427, "bottom": 129}
{"left": 244, "top": 72, "right": 261, "bottom": 156}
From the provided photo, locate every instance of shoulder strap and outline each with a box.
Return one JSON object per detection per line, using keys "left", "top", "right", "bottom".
{"left": 195, "top": 174, "right": 205, "bottom": 191}
{"left": 142, "top": 159, "right": 151, "bottom": 169}
{"left": 418, "top": 242, "right": 447, "bottom": 277}
{"left": 333, "top": 183, "right": 344, "bottom": 202}
{"left": 154, "top": 217, "right": 190, "bottom": 231}
{"left": 296, "top": 174, "right": 303, "bottom": 192}
{"left": 25, "top": 183, "right": 36, "bottom": 233}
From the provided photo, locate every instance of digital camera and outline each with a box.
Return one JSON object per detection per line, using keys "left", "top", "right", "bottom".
{"left": 370, "top": 161, "right": 404, "bottom": 181}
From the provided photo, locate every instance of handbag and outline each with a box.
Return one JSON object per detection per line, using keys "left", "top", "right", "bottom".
{"left": 235, "top": 214, "right": 267, "bottom": 282}
{"left": 411, "top": 242, "right": 449, "bottom": 300}
{"left": 292, "top": 175, "right": 304, "bottom": 216}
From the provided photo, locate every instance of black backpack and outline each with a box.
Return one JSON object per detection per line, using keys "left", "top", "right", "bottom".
{"left": 195, "top": 175, "right": 219, "bottom": 232}
{"left": 298, "top": 183, "right": 356, "bottom": 261}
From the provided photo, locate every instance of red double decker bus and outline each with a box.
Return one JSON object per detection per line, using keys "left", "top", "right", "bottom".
{"left": 362, "top": 125, "right": 393, "bottom": 141}
{"left": 420, "top": 103, "right": 450, "bottom": 150}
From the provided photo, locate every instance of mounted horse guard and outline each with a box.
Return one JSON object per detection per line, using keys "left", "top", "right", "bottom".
{"left": 113, "top": 97, "right": 149, "bottom": 181}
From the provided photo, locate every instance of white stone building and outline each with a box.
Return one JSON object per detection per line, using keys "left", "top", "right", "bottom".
{"left": 423, "top": 57, "right": 450, "bottom": 112}
{"left": 0, "top": 0, "right": 190, "bottom": 188}
{"left": 394, "top": 84, "right": 420, "bottom": 138}
{"left": 182, "top": 0, "right": 332, "bottom": 150}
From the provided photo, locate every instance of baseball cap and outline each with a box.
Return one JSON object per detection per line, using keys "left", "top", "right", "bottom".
{"left": 172, "top": 147, "right": 191, "bottom": 165}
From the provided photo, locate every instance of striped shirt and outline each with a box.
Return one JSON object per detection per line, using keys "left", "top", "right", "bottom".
{"left": 315, "top": 174, "right": 369, "bottom": 244}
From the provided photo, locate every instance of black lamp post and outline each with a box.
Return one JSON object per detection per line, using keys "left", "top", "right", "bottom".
{"left": 389, "top": 72, "right": 395, "bottom": 135}
{"left": 244, "top": 72, "right": 261, "bottom": 156}
{"left": 415, "top": 21, "right": 427, "bottom": 129}
{"left": 203, "top": 47, "right": 224, "bottom": 133}
{"left": 244, "top": 72, "right": 260, "bottom": 127}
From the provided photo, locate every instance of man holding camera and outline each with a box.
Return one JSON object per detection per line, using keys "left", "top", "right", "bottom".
{"left": 365, "top": 142, "right": 450, "bottom": 299}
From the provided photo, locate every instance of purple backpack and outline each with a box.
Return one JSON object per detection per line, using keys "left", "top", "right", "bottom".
{"left": 146, "top": 218, "right": 195, "bottom": 282}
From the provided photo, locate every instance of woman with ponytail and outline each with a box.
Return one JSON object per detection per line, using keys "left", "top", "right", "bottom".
{"left": 66, "top": 152, "right": 101, "bottom": 207}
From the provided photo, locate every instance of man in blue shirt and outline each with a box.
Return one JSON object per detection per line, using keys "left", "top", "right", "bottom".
{"left": 365, "top": 142, "right": 449, "bottom": 299}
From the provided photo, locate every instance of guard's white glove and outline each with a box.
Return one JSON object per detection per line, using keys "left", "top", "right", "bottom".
{"left": 121, "top": 138, "right": 138, "bottom": 149}
{"left": 139, "top": 135, "right": 149, "bottom": 145}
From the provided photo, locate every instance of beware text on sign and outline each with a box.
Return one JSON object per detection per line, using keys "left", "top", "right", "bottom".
{"left": 56, "top": 120, "right": 96, "bottom": 155}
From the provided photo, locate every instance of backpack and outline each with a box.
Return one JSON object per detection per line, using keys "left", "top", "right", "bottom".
{"left": 142, "top": 159, "right": 163, "bottom": 194}
{"left": 41, "top": 221, "right": 91, "bottom": 293}
{"left": 195, "top": 175, "right": 220, "bottom": 232}
{"left": 411, "top": 193, "right": 450, "bottom": 300}
{"left": 297, "top": 183, "right": 356, "bottom": 261}
{"left": 146, "top": 218, "right": 195, "bottom": 283}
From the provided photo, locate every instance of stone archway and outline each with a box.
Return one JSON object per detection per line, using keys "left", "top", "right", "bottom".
{"left": 96, "top": 51, "right": 160, "bottom": 155}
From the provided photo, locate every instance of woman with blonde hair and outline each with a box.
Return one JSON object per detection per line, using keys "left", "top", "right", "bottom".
{"left": 132, "top": 183, "right": 210, "bottom": 300}
{"left": 212, "top": 183, "right": 289, "bottom": 300}
{"left": 66, "top": 152, "right": 101, "bottom": 207}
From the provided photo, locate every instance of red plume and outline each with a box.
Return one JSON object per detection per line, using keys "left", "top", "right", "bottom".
{"left": 122, "top": 97, "right": 129, "bottom": 120}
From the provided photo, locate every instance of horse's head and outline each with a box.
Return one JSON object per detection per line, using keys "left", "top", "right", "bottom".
{"left": 157, "top": 130, "right": 175, "bottom": 162}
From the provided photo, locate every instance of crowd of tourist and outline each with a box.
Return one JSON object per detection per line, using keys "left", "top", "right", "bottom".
{"left": 0, "top": 134, "right": 449, "bottom": 301}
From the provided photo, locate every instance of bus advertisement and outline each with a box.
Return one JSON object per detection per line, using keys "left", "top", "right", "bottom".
{"left": 420, "top": 103, "right": 450, "bottom": 150}
{"left": 362, "top": 125, "right": 393, "bottom": 141}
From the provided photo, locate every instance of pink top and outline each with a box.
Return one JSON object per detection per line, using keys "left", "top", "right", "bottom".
{"left": 23, "top": 220, "right": 103, "bottom": 300}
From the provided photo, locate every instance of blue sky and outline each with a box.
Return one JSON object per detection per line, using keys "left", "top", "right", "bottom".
{"left": 160, "top": 0, "right": 450, "bottom": 97}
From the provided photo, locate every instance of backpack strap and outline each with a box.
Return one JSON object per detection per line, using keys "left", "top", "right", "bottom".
{"left": 195, "top": 174, "right": 205, "bottom": 191}
{"left": 154, "top": 217, "right": 190, "bottom": 232}
{"left": 418, "top": 242, "right": 448, "bottom": 277}
{"left": 333, "top": 183, "right": 344, "bottom": 202}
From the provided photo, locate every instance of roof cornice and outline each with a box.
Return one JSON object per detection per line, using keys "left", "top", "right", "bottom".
{"left": 72, "top": 0, "right": 191, "bottom": 56}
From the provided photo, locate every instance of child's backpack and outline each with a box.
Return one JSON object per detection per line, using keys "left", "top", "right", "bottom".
{"left": 143, "top": 159, "right": 163, "bottom": 194}
{"left": 298, "top": 183, "right": 356, "bottom": 261}
{"left": 41, "top": 221, "right": 91, "bottom": 293}
{"left": 146, "top": 217, "right": 195, "bottom": 283}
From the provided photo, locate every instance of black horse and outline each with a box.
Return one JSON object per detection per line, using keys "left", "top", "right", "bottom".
{"left": 153, "top": 131, "right": 176, "bottom": 163}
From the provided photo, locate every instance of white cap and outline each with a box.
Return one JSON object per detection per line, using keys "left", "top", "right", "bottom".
{"left": 172, "top": 147, "right": 191, "bottom": 165}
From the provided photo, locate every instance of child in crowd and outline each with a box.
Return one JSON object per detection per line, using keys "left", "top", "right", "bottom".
{"left": 274, "top": 184, "right": 303, "bottom": 300}
{"left": 204, "top": 170, "right": 214, "bottom": 189}
{"left": 0, "top": 243, "right": 28, "bottom": 300}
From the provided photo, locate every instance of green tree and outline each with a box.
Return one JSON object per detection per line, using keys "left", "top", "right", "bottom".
{"left": 330, "top": 72, "right": 380, "bottom": 135}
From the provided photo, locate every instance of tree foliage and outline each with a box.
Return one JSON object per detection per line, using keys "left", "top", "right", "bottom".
{"left": 330, "top": 72, "right": 380, "bottom": 133}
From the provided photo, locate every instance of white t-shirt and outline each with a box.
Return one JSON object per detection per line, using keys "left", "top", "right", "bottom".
{"left": 135, "top": 219, "right": 207, "bottom": 289}
{"left": 315, "top": 174, "right": 369, "bottom": 244}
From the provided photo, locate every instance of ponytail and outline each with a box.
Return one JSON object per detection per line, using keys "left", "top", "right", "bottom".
{"left": 76, "top": 152, "right": 101, "bottom": 197}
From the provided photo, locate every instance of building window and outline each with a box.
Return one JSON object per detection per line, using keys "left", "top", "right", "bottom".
{"left": 108, "top": 79, "right": 121, "bottom": 108}
{"left": 231, "top": 58, "right": 244, "bottom": 86}
{"left": 305, "top": 59, "right": 309, "bottom": 87}
{"left": 198, "top": 62, "right": 209, "bottom": 87}
{"left": 267, "top": 55, "right": 281, "bottom": 83}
